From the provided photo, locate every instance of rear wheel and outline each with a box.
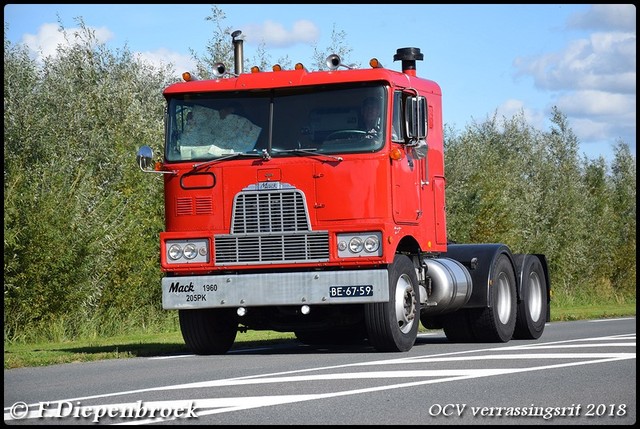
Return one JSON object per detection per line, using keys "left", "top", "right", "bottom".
{"left": 365, "top": 254, "right": 420, "bottom": 352}
{"left": 441, "top": 309, "right": 477, "bottom": 342}
{"left": 470, "top": 254, "right": 517, "bottom": 342}
{"left": 513, "top": 256, "right": 548, "bottom": 339}
{"left": 179, "top": 308, "right": 238, "bottom": 355}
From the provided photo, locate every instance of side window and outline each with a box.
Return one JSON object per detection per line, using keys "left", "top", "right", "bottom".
{"left": 392, "top": 91, "right": 404, "bottom": 142}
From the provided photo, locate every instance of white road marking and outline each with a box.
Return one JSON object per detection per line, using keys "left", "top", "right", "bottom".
{"left": 4, "top": 332, "right": 635, "bottom": 424}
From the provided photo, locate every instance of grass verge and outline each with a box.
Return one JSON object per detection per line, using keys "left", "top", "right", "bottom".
{"left": 4, "top": 303, "right": 635, "bottom": 369}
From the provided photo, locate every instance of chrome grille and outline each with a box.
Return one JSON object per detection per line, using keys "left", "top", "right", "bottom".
{"left": 231, "top": 190, "right": 310, "bottom": 233}
{"left": 215, "top": 188, "right": 329, "bottom": 265}
{"left": 215, "top": 231, "right": 330, "bottom": 265}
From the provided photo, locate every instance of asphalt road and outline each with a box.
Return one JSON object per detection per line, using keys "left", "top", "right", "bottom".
{"left": 4, "top": 317, "right": 636, "bottom": 425}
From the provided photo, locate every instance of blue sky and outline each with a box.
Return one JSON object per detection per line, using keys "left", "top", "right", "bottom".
{"left": 4, "top": 4, "right": 636, "bottom": 162}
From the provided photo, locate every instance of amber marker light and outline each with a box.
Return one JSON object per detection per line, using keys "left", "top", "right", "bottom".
{"left": 182, "top": 72, "right": 194, "bottom": 81}
{"left": 272, "top": 64, "right": 282, "bottom": 72}
{"left": 251, "top": 66, "right": 260, "bottom": 73}
{"left": 295, "top": 62, "right": 305, "bottom": 70}
{"left": 369, "top": 58, "right": 383, "bottom": 68}
{"left": 389, "top": 148, "right": 403, "bottom": 160}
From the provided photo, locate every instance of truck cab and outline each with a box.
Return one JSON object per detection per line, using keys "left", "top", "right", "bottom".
{"left": 137, "top": 35, "right": 550, "bottom": 354}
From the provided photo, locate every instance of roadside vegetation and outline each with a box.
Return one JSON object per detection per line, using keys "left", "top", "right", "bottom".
{"left": 4, "top": 303, "right": 635, "bottom": 369}
{"left": 4, "top": 7, "right": 635, "bottom": 369}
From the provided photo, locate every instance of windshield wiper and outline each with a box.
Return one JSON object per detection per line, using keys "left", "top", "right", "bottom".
{"left": 192, "top": 151, "right": 263, "bottom": 170}
{"left": 271, "top": 148, "right": 343, "bottom": 162}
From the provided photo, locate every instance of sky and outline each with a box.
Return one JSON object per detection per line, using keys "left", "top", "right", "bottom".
{"left": 4, "top": 4, "right": 636, "bottom": 163}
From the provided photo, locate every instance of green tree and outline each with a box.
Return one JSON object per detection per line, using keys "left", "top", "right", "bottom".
{"left": 526, "top": 108, "right": 585, "bottom": 299}
{"left": 4, "top": 19, "right": 174, "bottom": 341}
{"left": 189, "top": 5, "right": 294, "bottom": 78}
{"left": 444, "top": 106, "right": 636, "bottom": 305}
{"left": 191, "top": 5, "right": 352, "bottom": 77}
{"left": 609, "top": 142, "right": 636, "bottom": 296}
{"left": 4, "top": 9, "right": 635, "bottom": 345}
{"left": 444, "top": 110, "right": 544, "bottom": 249}
{"left": 311, "top": 24, "right": 355, "bottom": 70}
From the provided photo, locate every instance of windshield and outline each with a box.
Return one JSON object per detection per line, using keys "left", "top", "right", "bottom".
{"left": 165, "top": 85, "right": 387, "bottom": 162}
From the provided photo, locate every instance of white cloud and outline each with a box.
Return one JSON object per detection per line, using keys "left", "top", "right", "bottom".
{"left": 496, "top": 99, "right": 546, "bottom": 130}
{"left": 570, "top": 117, "right": 614, "bottom": 142}
{"left": 514, "top": 32, "right": 636, "bottom": 93}
{"left": 512, "top": 4, "right": 636, "bottom": 157}
{"left": 554, "top": 89, "right": 636, "bottom": 150}
{"left": 21, "top": 22, "right": 113, "bottom": 63}
{"left": 242, "top": 19, "right": 320, "bottom": 47}
{"left": 18, "top": 22, "right": 192, "bottom": 78}
{"left": 567, "top": 4, "right": 636, "bottom": 32}
{"left": 136, "top": 49, "right": 196, "bottom": 76}
{"left": 555, "top": 90, "right": 635, "bottom": 118}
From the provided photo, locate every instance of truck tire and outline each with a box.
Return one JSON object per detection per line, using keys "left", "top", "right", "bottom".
{"left": 513, "top": 256, "right": 547, "bottom": 339}
{"left": 470, "top": 254, "right": 517, "bottom": 342}
{"left": 179, "top": 308, "right": 238, "bottom": 355}
{"left": 365, "top": 254, "right": 420, "bottom": 352}
{"left": 441, "top": 309, "right": 477, "bottom": 342}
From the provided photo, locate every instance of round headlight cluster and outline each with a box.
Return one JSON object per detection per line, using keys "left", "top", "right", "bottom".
{"left": 168, "top": 243, "right": 199, "bottom": 260}
{"left": 336, "top": 232, "right": 381, "bottom": 258}
{"left": 345, "top": 235, "right": 380, "bottom": 254}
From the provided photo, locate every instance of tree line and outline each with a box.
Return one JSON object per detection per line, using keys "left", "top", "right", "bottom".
{"left": 3, "top": 14, "right": 635, "bottom": 343}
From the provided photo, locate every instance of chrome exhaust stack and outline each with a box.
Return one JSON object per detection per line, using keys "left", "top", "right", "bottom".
{"left": 231, "top": 30, "right": 243, "bottom": 75}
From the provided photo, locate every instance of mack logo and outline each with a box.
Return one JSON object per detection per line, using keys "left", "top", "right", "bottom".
{"left": 169, "top": 282, "right": 195, "bottom": 293}
{"left": 258, "top": 181, "right": 280, "bottom": 190}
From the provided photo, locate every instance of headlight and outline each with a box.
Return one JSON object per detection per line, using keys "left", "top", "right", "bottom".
{"left": 348, "top": 237, "right": 364, "bottom": 253}
{"left": 336, "top": 232, "right": 382, "bottom": 258}
{"left": 183, "top": 243, "right": 198, "bottom": 259}
{"left": 168, "top": 244, "right": 183, "bottom": 260}
{"left": 364, "top": 236, "right": 380, "bottom": 253}
{"left": 165, "top": 239, "right": 209, "bottom": 264}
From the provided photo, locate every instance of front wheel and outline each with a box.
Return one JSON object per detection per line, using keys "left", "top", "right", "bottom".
{"left": 365, "top": 254, "right": 420, "bottom": 352}
{"left": 179, "top": 308, "right": 238, "bottom": 355}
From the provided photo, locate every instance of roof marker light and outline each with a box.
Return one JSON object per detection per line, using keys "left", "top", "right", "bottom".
{"left": 369, "top": 58, "right": 383, "bottom": 68}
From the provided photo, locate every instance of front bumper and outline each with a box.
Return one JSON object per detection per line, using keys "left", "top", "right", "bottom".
{"left": 162, "top": 269, "right": 390, "bottom": 309}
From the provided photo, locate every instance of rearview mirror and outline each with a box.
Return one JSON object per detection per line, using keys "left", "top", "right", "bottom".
{"left": 136, "top": 145, "right": 154, "bottom": 170}
{"left": 405, "top": 96, "right": 427, "bottom": 140}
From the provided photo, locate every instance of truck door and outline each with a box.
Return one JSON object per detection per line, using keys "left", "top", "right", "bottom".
{"left": 391, "top": 91, "right": 422, "bottom": 224}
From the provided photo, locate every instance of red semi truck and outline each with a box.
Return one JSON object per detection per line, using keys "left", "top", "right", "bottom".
{"left": 137, "top": 31, "right": 550, "bottom": 354}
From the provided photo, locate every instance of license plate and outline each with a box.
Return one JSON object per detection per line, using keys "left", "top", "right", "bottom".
{"left": 329, "top": 285, "right": 374, "bottom": 298}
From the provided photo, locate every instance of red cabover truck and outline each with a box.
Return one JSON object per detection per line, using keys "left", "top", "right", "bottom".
{"left": 137, "top": 31, "right": 550, "bottom": 354}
